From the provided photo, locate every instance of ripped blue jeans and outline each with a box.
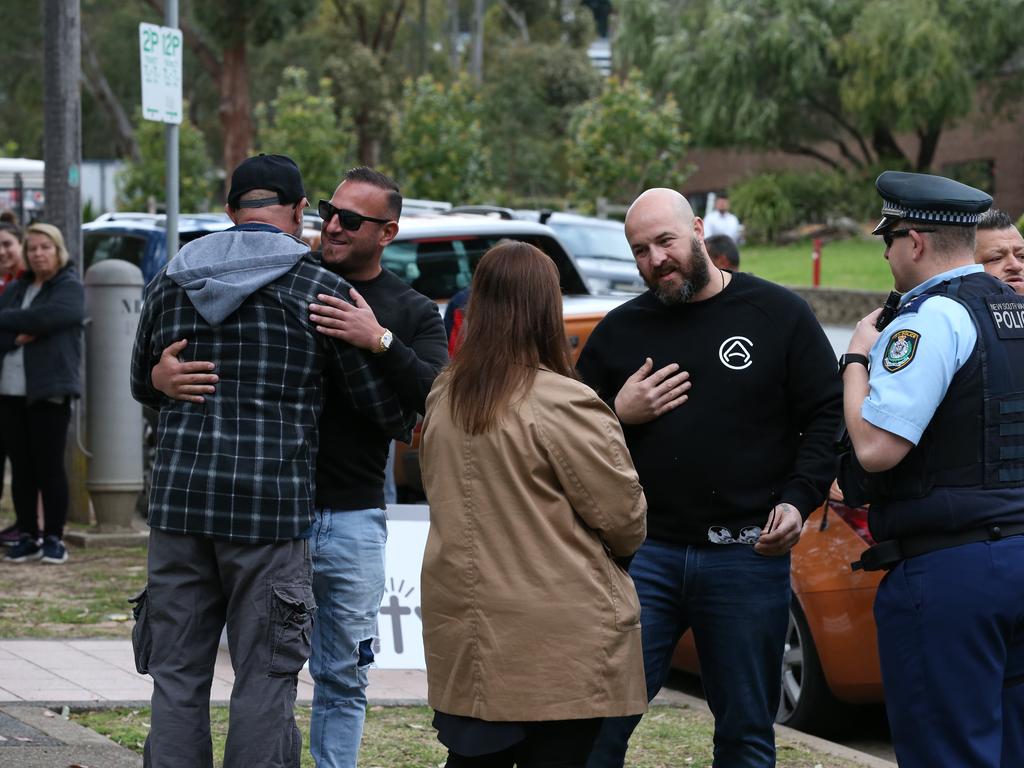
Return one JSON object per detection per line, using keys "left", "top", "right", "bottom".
{"left": 309, "top": 507, "right": 387, "bottom": 768}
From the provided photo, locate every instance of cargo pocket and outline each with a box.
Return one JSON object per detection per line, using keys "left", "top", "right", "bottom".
{"left": 128, "top": 587, "right": 152, "bottom": 675}
{"left": 269, "top": 583, "right": 316, "bottom": 677}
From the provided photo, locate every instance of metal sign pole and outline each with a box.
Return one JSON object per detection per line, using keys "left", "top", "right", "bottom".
{"left": 165, "top": 0, "right": 179, "bottom": 257}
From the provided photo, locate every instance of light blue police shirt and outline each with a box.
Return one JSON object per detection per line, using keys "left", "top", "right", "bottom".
{"left": 861, "top": 264, "right": 982, "bottom": 445}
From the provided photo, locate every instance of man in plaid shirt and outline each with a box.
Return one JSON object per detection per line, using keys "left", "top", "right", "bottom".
{"left": 129, "top": 154, "right": 412, "bottom": 768}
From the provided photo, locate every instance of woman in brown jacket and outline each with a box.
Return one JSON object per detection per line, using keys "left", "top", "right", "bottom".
{"left": 420, "top": 241, "right": 648, "bottom": 767}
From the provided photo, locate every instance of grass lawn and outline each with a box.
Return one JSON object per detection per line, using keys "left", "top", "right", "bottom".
{"left": 73, "top": 704, "right": 865, "bottom": 768}
{"left": 743, "top": 238, "right": 894, "bottom": 292}
{"left": 0, "top": 513, "right": 146, "bottom": 638}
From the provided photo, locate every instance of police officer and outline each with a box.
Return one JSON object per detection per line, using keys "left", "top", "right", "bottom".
{"left": 841, "top": 171, "right": 1024, "bottom": 767}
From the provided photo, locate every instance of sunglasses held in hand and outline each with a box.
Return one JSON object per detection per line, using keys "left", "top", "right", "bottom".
{"left": 318, "top": 200, "right": 392, "bottom": 232}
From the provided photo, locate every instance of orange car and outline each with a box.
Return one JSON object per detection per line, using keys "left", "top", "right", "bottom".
{"left": 671, "top": 485, "right": 884, "bottom": 732}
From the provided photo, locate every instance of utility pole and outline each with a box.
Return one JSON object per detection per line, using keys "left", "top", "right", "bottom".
{"left": 165, "top": 0, "right": 179, "bottom": 257}
{"left": 471, "top": 0, "right": 484, "bottom": 83}
{"left": 43, "top": 0, "right": 82, "bottom": 263}
{"left": 42, "top": 0, "right": 89, "bottom": 523}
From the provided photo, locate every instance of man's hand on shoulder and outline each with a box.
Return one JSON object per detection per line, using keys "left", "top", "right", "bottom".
{"left": 310, "top": 288, "right": 386, "bottom": 352}
{"left": 151, "top": 339, "right": 218, "bottom": 404}
{"left": 613, "top": 357, "right": 691, "bottom": 425}
{"left": 754, "top": 503, "right": 803, "bottom": 556}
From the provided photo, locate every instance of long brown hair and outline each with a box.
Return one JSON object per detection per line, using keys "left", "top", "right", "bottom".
{"left": 447, "top": 240, "right": 574, "bottom": 434}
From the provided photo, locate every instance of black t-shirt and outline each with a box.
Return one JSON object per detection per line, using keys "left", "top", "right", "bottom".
{"left": 315, "top": 268, "right": 448, "bottom": 510}
{"left": 577, "top": 272, "right": 842, "bottom": 546}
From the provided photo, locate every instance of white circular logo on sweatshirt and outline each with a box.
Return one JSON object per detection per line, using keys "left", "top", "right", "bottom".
{"left": 719, "top": 336, "right": 753, "bottom": 370}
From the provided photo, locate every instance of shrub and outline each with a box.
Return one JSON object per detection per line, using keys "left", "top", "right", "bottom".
{"left": 730, "top": 168, "right": 880, "bottom": 243}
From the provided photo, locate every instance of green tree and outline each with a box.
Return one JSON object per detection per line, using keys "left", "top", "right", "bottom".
{"left": 322, "top": 0, "right": 409, "bottom": 167}
{"left": 117, "top": 110, "right": 213, "bottom": 212}
{"left": 481, "top": 43, "right": 601, "bottom": 200}
{"left": 255, "top": 67, "right": 355, "bottom": 203}
{"left": 390, "top": 74, "right": 490, "bottom": 203}
{"left": 568, "top": 75, "right": 690, "bottom": 208}
{"left": 617, "top": 0, "right": 1024, "bottom": 171}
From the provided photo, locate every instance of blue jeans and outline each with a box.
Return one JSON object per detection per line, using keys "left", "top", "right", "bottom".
{"left": 875, "top": 536, "right": 1024, "bottom": 768}
{"left": 587, "top": 539, "right": 791, "bottom": 768}
{"left": 309, "top": 507, "right": 388, "bottom": 768}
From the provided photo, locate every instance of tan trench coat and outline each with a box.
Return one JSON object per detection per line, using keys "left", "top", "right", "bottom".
{"left": 420, "top": 369, "right": 648, "bottom": 722}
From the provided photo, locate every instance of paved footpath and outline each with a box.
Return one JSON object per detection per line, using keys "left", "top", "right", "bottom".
{"left": 0, "top": 639, "right": 895, "bottom": 767}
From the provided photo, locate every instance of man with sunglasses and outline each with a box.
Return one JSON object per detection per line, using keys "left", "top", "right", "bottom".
{"left": 842, "top": 171, "right": 1024, "bottom": 767}
{"left": 305, "top": 167, "right": 447, "bottom": 768}
{"left": 152, "top": 166, "right": 448, "bottom": 768}
{"left": 131, "top": 154, "right": 413, "bottom": 768}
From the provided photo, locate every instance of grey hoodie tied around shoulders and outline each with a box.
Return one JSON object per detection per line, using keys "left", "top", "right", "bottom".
{"left": 166, "top": 228, "right": 310, "bottom": 326}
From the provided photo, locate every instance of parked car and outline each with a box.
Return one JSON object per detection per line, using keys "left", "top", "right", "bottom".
{"left": 82, "top": 212, "right": 233, "bottom": 286}
{"left": 382, "top": 212, "right": 630, "bottom": 499}
{"left": 447, "top": 206, "right": 645, "bottom": 294}
{"left": 85, "top": 211, "right": 324, "bottom": 287}
{"left": 671, "top": 484, "right": 884, "bottom": 733}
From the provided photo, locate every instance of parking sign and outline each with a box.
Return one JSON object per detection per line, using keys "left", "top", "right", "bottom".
{"left": 139, "top": 23, "right": 183, "bottom": 124}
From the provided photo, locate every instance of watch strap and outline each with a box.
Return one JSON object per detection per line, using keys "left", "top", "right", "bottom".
{"left": 838, "top": 353, "right": 869, "bottom": 374}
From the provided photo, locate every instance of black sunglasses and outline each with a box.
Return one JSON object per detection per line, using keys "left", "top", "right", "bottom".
{"left": 318, "top": 200, "right": 391, "bottom": 232}
{"left": 882, "top": 227, "right": 936, "bottom": 248}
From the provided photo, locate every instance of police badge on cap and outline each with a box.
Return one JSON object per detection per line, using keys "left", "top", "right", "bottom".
{"left": 872, "top": 171, "right": 993, "bottom": 235}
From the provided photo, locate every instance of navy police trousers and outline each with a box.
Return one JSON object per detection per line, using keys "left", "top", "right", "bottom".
{"left": 875, "top": 536, "right": 1024, "bottom": 768}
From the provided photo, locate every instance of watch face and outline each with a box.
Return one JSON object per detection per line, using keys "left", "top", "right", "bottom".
{"left": 381, "top": 330, "right": 393, "bottom": 350}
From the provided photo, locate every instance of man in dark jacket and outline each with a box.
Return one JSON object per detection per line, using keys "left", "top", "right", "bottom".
{"left": 130, "top": 154, "right": 411, "bottom": 768}
{"left": 581, "top": 188, "right": 841, "bottom": 768}
{"left": 151, "top": 166, "right": 448, "bottom": 768}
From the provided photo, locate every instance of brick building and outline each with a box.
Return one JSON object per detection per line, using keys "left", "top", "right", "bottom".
{"left": 683, "top": 109, "right": 1024, "bottom": 219}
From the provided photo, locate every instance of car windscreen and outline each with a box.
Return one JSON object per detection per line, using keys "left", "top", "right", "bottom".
{"left": 383, "top": 234, "right": 587, "bottom": 300}
{"left": 549, "top": 222, "right": 633, "bottom": 261}
{"left": 83, "top": 232, "right": 148, "bottom": 272}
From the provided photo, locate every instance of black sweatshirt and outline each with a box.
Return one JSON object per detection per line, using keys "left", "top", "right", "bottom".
{"left": 315, "top": 268, "right": 448, "bottom": 511}
{"left": 577, "top": 272, "right": 842, "bottom": 546}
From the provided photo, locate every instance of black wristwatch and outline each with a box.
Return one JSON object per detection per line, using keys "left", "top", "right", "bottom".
{"left": 838, "top": 353, "right": 869, "bottom": 374}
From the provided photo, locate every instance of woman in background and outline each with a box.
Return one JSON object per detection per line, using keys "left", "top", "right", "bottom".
{"left": 0, "top": 220, "right": 27, "bottom": 545}
{"left": 420, "top": 241, "right": 648, "bottom": 767}
{"left": 0, "top": 221, "right": 26, "bottom": 291}
{"left": 0, "top": 222, "right": 84, "bottom": 564}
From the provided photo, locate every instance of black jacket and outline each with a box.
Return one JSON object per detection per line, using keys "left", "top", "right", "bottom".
{"left": 0, "top": 263, "right": 85, "bottom": 402}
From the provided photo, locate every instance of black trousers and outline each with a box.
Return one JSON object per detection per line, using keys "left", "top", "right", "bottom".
{"left": 0, "top": 395, "right": 70, "bottom": 539}
{"left": 444, "top": 718, "right": 603, "bottom": 768}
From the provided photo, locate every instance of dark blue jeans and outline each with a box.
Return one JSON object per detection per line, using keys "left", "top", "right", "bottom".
{"left": 586, "top": 539, "right": 791, "bottom": 768}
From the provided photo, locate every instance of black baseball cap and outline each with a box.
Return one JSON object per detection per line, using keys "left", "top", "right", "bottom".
{"left": 227, "top": 154, "right": 306, "bottom": 209}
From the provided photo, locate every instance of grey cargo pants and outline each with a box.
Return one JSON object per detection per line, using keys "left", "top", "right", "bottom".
{"left": 132, "top": 529, "right": 316, "bottom": 768}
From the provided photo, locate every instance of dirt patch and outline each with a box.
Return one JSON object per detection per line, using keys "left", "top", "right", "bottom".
{"left": 0, "top": 526, "right": 147, "bottom": 638}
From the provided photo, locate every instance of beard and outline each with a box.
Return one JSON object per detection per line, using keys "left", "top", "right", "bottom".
{"left": 646, "top": 236, "right": 710, "bottom": 305}
{"left": 321, "top": 238, "right": 375, "bottom": 278}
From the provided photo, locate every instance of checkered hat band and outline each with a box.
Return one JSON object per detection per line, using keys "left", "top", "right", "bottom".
{"left": 880, "top": 201, "right": 980, "bottom": 225}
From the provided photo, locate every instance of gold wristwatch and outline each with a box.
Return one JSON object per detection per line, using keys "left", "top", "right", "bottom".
{"left": 374, "top": 329, "right": 394, "bottom": 355}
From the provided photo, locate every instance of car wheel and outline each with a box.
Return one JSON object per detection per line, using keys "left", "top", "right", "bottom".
{"left": 776, "top": 598, "right": 845, "bottom": 733}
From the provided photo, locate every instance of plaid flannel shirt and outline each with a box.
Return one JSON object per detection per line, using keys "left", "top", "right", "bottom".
{"left": 130, "top": 248, "right": 413, "bottom": 543}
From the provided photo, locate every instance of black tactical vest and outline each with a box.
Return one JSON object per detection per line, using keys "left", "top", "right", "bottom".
{"left": 867, "top": 271, "right": 1024, "bottom": 542}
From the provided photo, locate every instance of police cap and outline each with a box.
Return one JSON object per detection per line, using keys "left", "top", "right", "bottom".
{"left": 872, "top": 170, "right": 992, "bottom": 235}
